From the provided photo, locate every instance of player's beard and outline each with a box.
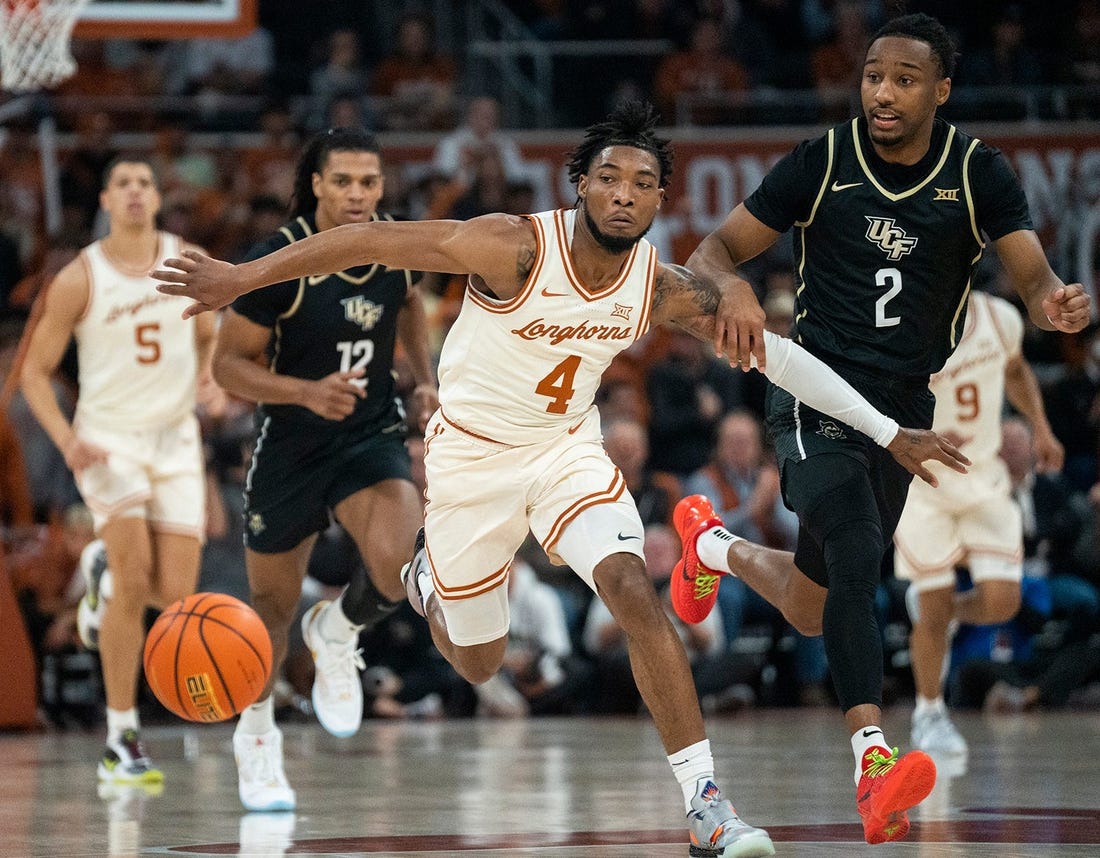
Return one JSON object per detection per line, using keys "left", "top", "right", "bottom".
{"left": 583, "top": 204, "right": 651, "bottom": 254}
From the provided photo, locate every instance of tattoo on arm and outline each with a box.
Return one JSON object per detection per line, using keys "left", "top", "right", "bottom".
{"left": 516, "top": 242, "right": 537, "bottom": 281}
{"left": 654, "top": 263, "right": 721, "bottom": 315}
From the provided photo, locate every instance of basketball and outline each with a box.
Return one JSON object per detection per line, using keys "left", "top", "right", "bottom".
{"left": 143, "top": 593, "right": 272, "bottom": 723}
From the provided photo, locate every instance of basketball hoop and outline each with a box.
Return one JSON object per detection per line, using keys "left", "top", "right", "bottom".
{"left": 0, "top": 0, "right": 92, "bottom": 92}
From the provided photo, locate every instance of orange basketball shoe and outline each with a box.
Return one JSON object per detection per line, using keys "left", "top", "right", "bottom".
{"left": 671, "top": 495, "right": 725, "bottom": 624}
{"left": 856, "top": 746, "right": 937, "bottom": 844}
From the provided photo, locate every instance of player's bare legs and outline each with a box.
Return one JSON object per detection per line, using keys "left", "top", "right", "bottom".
{"left": 336, "top": 479, "right": 422, "bottom": 603}
{"left": 97, "top": 518, "right": 155, "bottom": 714}
{"left": 245, "top": 540, "right": 315, "bottom": 700}
{"left": 149, "top": 532, "right": 203, "bottom": 607}
{"left": 723, "top": 542, "right": 826, "bottom": 637}
{"left": 95, "top": 517, "right": 162, "bottom": 783}
{"left": 233, "top": 540, "right": 313, "bottom": 812}
{"left": 593, "top": 553, "right": 706, "bottom": 752}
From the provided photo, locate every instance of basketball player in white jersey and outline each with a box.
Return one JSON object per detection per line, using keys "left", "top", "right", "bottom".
{"left": 893, "top": 289, "right": 1063, "bottom": 756}
{"left": 21, "top": 156, "right": 216, "bottom": 784}
{"left": 154, "top": 102, "right": 967, "bottom": 857}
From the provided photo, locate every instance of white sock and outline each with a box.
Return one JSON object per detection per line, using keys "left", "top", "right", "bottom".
{"left": 237, "top": 695, "right": 275, "bottom": 735}
{"left": 106, "top": 707, "right": 139, "bottom": 744}
{"left": 914, "top": 695, "right": 945, "bottom": 718}
{"left": 851, "top": 726, "right": 890, "bottom": 784}
{"left": 669, "top": 739, "right": 714, "bottom": 813}
{"left": 696, "top": 528, "right": 741, "bottom": 574}
{"left": 319, "top": 593, "right": 363, "bottom": 643}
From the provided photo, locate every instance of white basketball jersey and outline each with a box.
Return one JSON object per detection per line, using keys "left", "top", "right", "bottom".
{"left": 74, "top": 232, "right": 199, "bottom": 429}
{"left": 928, "top": 290, "right": 1023, "bottom": 470}
{"left": 437, "top": 208, "right": 657, "bottom": 445}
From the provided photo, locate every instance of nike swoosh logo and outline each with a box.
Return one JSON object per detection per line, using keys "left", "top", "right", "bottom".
{"left": 541, "top": 287, "right": 568, "bottom": 297}
{"left": 862, "top": 728, "right": 883, "bottom": 738}
{"left": 859, "top": 790, "right": 871, "bottom": 802}
{"left": 617, "top": 533, "right": 640, "bottom": 541}
{"left": 831, "top": 181, "right": 863, "bottom": 192}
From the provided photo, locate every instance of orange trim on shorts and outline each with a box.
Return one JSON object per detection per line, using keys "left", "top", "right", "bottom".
{"left": 427, "top": 543, "right": 510, "bottom": 602}
{"left": 543, "top": 468, "right": 626, "bottom": 551}
{"left": 82, "top": 489, "right": 153, "bottom": 519}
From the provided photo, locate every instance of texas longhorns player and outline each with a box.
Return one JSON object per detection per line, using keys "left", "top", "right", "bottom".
{"left": 21, "top": 156, "right": 216, "bottom": 784}
{"left": 894, "top": 288, "right": 1062, "bottom": 756}
{"left": 153, "top": 101, "right": 967, "bottom": 858}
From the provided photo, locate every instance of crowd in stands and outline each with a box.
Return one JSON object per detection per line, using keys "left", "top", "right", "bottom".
{"left": 2, "top": 1, "right": 1100, "bottom": 727}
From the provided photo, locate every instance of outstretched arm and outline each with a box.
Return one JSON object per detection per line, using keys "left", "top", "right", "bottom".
{"left": 154, "top": 214, "right": 536, "bottom": 318}
{"left": 651, "top": 261, "right": 970, "bottom": 486}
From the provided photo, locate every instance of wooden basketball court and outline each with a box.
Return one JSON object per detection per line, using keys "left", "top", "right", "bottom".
{"left": 4, "top": 708, "right": 1098, "bottom": 856}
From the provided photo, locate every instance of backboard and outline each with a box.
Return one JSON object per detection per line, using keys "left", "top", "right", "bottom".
{"left": 73, "top": 0, "right": 256, "bottom": 39}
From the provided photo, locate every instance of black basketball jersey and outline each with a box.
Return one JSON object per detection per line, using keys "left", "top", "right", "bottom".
{"left": 232, "top": 213, "right": 420, "bottom": 430}
{"left": 745, "top": 117, "right": 1032, "bottom": 380}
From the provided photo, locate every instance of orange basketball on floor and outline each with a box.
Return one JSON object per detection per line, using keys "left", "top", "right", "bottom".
{"left": 143, "top": 592, "right": 272, "bottom": 723}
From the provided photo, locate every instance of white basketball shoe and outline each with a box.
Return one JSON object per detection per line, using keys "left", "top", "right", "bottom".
{"left": 300, "top": 601, "right": 365, "bottom": 737}
{"left": 233, "top": 726, "right": 296, "bottom": 812}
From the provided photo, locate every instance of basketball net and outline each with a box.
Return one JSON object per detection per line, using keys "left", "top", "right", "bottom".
{"left": 0, "top": 0, "right": 92, "bottom": 92}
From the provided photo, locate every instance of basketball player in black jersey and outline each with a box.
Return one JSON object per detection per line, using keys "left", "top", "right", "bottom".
{"left": 668, "top": 12, "right": 1091, "bottom": 845}
{"left": 211, "top": 128, "right": 438, "bottom": 812}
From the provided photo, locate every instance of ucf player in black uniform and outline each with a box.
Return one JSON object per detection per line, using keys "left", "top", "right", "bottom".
{"left": 212, "top": 128, "right": 438, "bottom": 812}
{"left": 670, "top": 12, "right": 1090, "bottom": 845}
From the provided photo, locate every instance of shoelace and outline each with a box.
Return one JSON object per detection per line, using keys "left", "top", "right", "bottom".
{"left": 318, "top": 644, "right": 366, "bottom": 697}
{"left": 694, "top": 572, "right": 720, "bottom": 599}
{"left": 862, "top": 746, "right": 900, "bottom": 779}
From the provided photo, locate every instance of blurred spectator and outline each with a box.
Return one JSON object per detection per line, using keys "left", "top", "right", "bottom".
{"left": 958, "top": 3, "right": 1044, "bottom": 86}
{"left": 652, "top": 17, "right": 750, "bottom": 124}
{"left": 168, "top": 26, "right": 275, "bottom": 97}
{"left": 683, "top": 410, "right": 796, "bottom": 549}
{"left": 645, "top": 329, "right": 745, "bottom": 479}
{"left": 809, "top": 0, "right": 868, "bottom": 120}
{"left": 1063, "top": 0, "right": 1100, "bottom": 86}
{"left": 447, "top": 149, "right": 511, "bottom": 221}
{"left": 226, "top": 195, "right": 288, "bottom": 264}
{"left": 432, "top": 96, "right": 529, "bottom": 187}
{"left": 602, "top": 417, "right": 680, "bottom": 526}
{"left": 1001, "top": 417, "right": 1099, "bottom": 645}
{"left": 369, "top": 12, "right": 458, "bottom": 131}
{"left": 59, "top": 112, "right": 118, "bottom": 232}
{"left": 740, "top": 0, "right": 814, "bottom": 88}
{"left": 0, "top": 317, "right": 79, "bottom": 519}
{"left": 149, "top": 117, "right": 219, "bottom": 193}
{"left": 307, "top": 30, "right": 370, "bottom": 131}
{"left": 497, "top": 558, "right": 595, "bottom": 715}
{"left": 1041, "top": 323, "right": 1100, "bottom": 493}
{"left": 241, "top": 104, "right": 302, "bottom": 205}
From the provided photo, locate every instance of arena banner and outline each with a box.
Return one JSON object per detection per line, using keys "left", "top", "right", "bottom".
{"left": 385, "top": 130, "right": 1100, "bottom": 299}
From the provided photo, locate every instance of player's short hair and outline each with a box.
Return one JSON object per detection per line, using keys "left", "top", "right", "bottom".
{"left": 101, "top": 154, "right": 158, "bottom": 189}
{"left": 290, "top": 127, "right": 381, "bottom": 218}
{"left": 871, "top": 13, "right": 957, "bottom": 79}
{"left": 566, "top": 101, "right": 673, "bottom": 189}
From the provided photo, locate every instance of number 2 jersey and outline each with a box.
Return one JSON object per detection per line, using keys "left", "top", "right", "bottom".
{"left": 231, "top": 212, "right": 420, "bottom": 432}
{"left": 74, "top": 231, "right": 198, "bottom": 430}
{"left": 745, "top": 116, "right": 1033, "bottom": 381}
{"left": 437, "top": 207, "right": 657, "bottom": 445}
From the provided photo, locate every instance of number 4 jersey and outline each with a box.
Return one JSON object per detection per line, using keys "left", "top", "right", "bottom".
{"left": 75, "top": 231, "right": 199, "bottom": 430}
{"left": 436, "top": 207, "right": 657, "bottom": 446}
